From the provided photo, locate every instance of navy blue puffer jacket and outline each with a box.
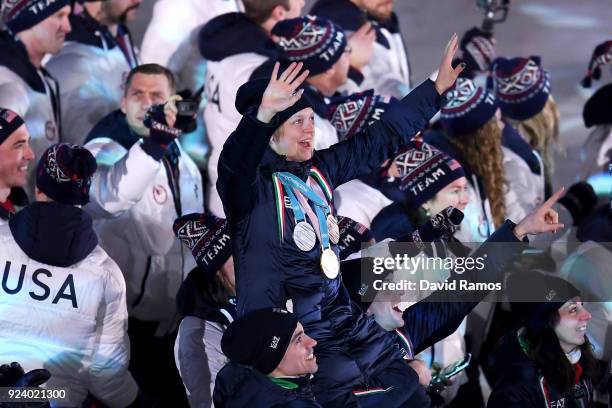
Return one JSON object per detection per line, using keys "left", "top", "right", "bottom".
{"left": 217, "top": 80, "right": 441, "bottom": 405}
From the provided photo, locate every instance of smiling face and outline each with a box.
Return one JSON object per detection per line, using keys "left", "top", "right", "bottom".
{"left": 273, "top": 323, "right": 318, "bottom": 376}
{"left": 423, "top": 176, "right": 470, "bottom": 215}
{"left": 554, "top": 297, "right": 592, "bottom": 353}
{"left": 271, "top": 108, "right": 315, "bottom": 162}
{"left": 366, "top": 290, "right": 405, "bottom": 331}
{"left": 0, "top": 124, "right": 35, "bottom": 193}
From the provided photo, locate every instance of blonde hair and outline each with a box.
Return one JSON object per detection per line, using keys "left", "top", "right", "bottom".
{"left": 451, "top": 118, "right": 506, "bottom": 227}
{"left": 506, "top": 95, "right": 561, "bottom": 176}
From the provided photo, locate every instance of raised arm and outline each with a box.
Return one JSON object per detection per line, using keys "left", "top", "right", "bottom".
{"left": 316, "top": 34, "right": 465, "bottom": 187}
{"left": 217, "top": 62, "right": 309, "bottom": 219}
{"left": 402, "top": 188, "right": 565, "bottom": 354}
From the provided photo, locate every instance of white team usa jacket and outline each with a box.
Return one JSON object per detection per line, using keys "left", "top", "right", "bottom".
{"left": 85, "top": 138, "right": 204, "bottom": 336}
{"left": 0, "top": 225, "right": 137, "bottom": 407}
{"left": 46, "top": 39, "right": 134, "bottom": 146}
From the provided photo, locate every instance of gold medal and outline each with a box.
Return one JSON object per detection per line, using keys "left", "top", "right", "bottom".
{"left": 320, "top": 248, "right": 339, "bottom": 279}
{"left": 293, "top": 221, "right": 317, "bottom": 252}
{"left": 327, "top": 214, "right": 339, "bottom": 244}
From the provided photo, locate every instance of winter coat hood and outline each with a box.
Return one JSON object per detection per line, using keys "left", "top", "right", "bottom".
{"left": 199, "top": 12, "right": 281, "bottom": 62}
{"left": 9, "top": 202, "right": 98, "bottom": 267}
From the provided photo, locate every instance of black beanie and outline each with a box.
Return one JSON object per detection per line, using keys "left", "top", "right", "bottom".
{"left": 0, "top": 108, "right": 25, "bottom": 145}
{"left": 507, "top": 270, "right": 580, "bottom": 332}
{"left": 558, "top": 181, "right": 598, "bottom": 226}
{"left": 221, "top": 308, "right": 298, "bottom": 374}
{"left": 235, "top": 77, "right": 313, "bottom": 131}
{"left": 583, "top": 83, "right": 612, "bottom": 128}
{"left": 342, "top": 257, "right": 394, "bottom": 311}
{"left": 36, "top": 143, "right": 97, "bottom": 205}
{"left": 3, "top": 0, "right": 72, "bottom": 34}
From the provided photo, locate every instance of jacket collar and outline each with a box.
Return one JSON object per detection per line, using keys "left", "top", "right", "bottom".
{"left": 0, "top": 31, "right": 46, "bottom": 92}
{"left": 259, "top": 147, "right": 313, "bottom": 181}
{"left": 65, "top": 8, "right": 117, "bottom": 50}
{"left": 198, "top": 12, "right": 282, "bottom": 62}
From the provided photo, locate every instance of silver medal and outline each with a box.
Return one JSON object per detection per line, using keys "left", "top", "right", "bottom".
{"left": 320, "top": 248, "right": 340, "bottom": 279}
{"left": 293, "top": 221, "right": 316, "bottom": 252}
{"left": 327, "top": 215, "right": 339, "bottom": 244}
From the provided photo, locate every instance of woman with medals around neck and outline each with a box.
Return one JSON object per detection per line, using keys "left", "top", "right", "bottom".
{"left": 217, "top": 35, "right": 465, "bottom": 407}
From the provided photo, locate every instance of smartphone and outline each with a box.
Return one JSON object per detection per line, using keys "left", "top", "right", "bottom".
{"left": 430, "top": 353, "right": 472, "bottom": 386}
{"left": 176, "top": 100, "right": 199, "bottom": 116}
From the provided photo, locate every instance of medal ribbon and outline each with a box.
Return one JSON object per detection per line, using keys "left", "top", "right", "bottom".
{"left": 275, "top": 172, "right": 331, "bottom": 249}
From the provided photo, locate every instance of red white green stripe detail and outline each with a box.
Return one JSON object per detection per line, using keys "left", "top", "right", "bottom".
{"left": 353, "top": 386, "right": 394, "bottom": 397}
{"left": 310, "top": 167, "right": 333, "bottom": 206}
{"left": 273, "top": 174, "right": 286, "bottom": 242}
{"left": 538, "top": 375, "right": 551, "bottom": 408}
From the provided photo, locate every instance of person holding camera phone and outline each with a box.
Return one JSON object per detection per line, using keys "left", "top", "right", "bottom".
{"left": 83, "top": 63, "right": 204, "bottom": 406}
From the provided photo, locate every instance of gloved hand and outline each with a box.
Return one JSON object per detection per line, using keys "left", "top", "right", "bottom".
{"left": 0, "top": 362, "right": 50, "bottom": 387}
{"left": 141, "top": 97, "right": 183, "bottom": 160}
{"left": 143, "top": 102, "right": 182, "bottom": 147}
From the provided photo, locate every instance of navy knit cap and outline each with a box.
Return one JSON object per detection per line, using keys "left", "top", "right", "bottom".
{"left": 392, "top": 139, "right": 465, "bottom": 209}
{"left": 460, "top": 26, "right": 496, "bottom": 73}
{"left": 581, "top": 40, "right": 612, "bottom": 88}
{"left": 583, "top": 83, "right": 612, "bottom": 128}
{"left": 341, "top": 257, "right": 394, "bottom": 311}
{"left": 36, "top": 143, "right": 97, "bottom": 205}
{"left": 325, "top": 90, "right": 397, "bottom": 141}
{"left": 273, "top": 15, "right": 347, "bottom": 76}
{"left": 2, "top": 0, "right": 71, "bottom": 34}
{"left": 507, "top": 270, "right": 580, "bottom": 333}
{"left": 173, "top": 213, "right": 232, "bottom": 280}
{"left": 235, "top": 76, "right": 313, "bottom": 130}
{"left": 221, "top": 308, "right": 298, "bottom": 374}
{"left": 337, "top": 216, "right": 373, "bottom": 260}
{"left": 0, "top": 108, "right": 25, "bottom": 145}
{"left": 489, "top": 56, "right": 551, "bottom": 121}
{"left": 440, "top": 77, "right": 498, "bottom": 135}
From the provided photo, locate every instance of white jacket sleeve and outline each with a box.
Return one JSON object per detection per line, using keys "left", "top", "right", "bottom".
{"left": 0, "top": 71, "right": 30, "bottom": 116}
{"left": 88, "top": 254, "right": 138, "bottom": 408}
{"left": 85, "top": 138, "right": 162, "bottom": 218}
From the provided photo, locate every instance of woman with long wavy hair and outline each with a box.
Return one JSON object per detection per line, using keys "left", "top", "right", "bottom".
{"left": 488, "top": 271, "right": 599, "bottom": 408}
{"left": 491, "top": 56, "right": 561, "bottom": 197}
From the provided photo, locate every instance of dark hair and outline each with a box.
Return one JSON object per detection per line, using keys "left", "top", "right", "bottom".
{"left": 524, "top": 312, "right": 600, "bottom": 393}
{"left": 242, "top": 0, "right": 290, "bottom": 24}
{"left": 124, "top": 64, "right": 176, "bottom": 96}
{"left": 190, "top": 268, "right": 233, "bottom": 309}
